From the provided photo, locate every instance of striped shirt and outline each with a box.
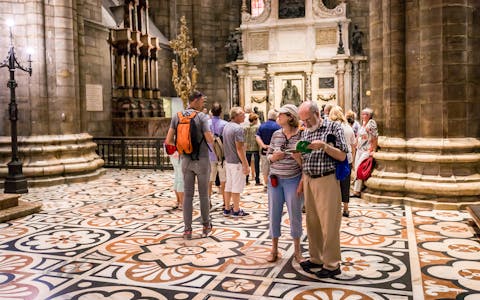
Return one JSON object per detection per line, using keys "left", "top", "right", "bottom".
{"left": 267, "top": 129, "right": 302, "bottom": 178}
{"left": 301, "top": 119, "right": 348, "bottom": 176}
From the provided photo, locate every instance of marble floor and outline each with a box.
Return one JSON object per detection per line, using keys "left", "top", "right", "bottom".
{"left": 0, "top": 169, "right": 479, "bottom": 300}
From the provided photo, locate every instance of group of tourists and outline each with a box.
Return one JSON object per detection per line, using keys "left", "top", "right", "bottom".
{"left": 164, "top": 90, "right": 378, "bottom": 279}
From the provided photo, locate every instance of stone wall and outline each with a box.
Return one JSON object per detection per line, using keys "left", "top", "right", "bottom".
{"left": 78, "top": 17, "right": 113, "bottom": 136}
{"left": 149, "top": 0, "right": 241, "bottom": 111}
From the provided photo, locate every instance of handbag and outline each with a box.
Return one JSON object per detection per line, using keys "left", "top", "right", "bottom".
{"left": 336, "top": 158, "right": 350, "bottom": 181}
{"left": 357, "top": 157, "right": 375, "bottom": 180}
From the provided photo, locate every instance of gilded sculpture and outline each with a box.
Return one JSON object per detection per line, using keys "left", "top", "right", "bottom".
{"left": 170, "top": 16, "right": 199, "bottom": 108}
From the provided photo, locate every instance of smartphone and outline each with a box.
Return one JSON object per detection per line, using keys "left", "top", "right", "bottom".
{"left": 326, "top": 134, "right": 336, "bottom": 145}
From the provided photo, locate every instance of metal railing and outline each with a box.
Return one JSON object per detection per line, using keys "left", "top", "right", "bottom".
{"left": 93, "top": 137, "right": 172, "bottom": 170}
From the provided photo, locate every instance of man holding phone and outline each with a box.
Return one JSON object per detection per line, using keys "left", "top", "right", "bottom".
{"left": 297, "top": 101, "right": 348, "bottom": 278}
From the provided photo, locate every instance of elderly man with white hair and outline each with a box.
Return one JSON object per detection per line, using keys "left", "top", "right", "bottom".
{"left": 297, "top": 101, "right": 348, "bottom": 279}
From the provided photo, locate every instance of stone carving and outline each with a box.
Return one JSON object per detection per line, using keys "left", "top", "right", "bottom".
{"left": 316, "top": 28, "right": 337, "bottom": 45}
{"left": 317, "top": 93, "right": 336, "bottom": 101}
{"left": 352, "top": 25, "right": 364, "bottom": 55}
{"left": 251, "top": 95, "right": 267, "bottom": 103}
{"left": 279, "top": 0, "right": 306, "bottom": 19}
{"left": 248, "top": 32, "right": 269, "bottom": 51}
{"left": 313, "top": 0, "right": 346, "bottom": 18}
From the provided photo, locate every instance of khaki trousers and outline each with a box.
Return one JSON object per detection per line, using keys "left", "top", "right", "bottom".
{"left": 304, "top": 173, "right": 342, "bottom": 270}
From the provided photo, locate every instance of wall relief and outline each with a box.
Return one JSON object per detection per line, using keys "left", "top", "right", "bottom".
{"left": 248, "top": 32, "right": 269, "bottom": 51}
{"left": 316, "top": 28, "right": 337, "bottom": 45}
{"left": 313, "top": 0, "right": 346, "bottom": 18}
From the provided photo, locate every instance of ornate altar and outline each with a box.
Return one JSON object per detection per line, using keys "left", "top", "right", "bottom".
{"left": 228, "top": 0, "right": 367, "bottom": 116}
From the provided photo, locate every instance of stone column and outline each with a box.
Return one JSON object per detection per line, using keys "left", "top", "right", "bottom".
{"left": 344, "top": 61, "right": 352, "bottom": 112}
{"left": 305, "top": 72, "right": 312, "bottom": 101}
{"left": 238, "top": 75, "right": 245, "bottom": 108}
{"left": 267, "top": 71, "right": 275, "bottom": 110}
{"left": 351, "top": 59, "right": 360, "bottom": 117}
{"left": 335, "top": 59, "right": 346, "bottom": 109}
{"left": 363, "top": 0, "right": 480, "bottom": 208}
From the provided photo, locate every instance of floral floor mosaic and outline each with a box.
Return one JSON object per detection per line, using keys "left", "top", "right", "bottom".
{"left": 0, "top": 169, "right": 479, "bottom": 299}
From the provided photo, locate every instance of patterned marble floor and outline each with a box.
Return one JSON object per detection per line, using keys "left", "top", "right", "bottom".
{"left": 1, "top": 169, "right": 479, "bottom": 300}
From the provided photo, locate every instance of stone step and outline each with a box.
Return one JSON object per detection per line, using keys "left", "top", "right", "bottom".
{"left": 0, "top": 194, "right": 20, "bottom": 210}
{"left": 0, "top": 200, "right": 42, "bottom": 223}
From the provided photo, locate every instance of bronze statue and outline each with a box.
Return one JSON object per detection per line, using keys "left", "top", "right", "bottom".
{"left": 281, "top": 80, "right": 301, "bottom": 106}
{"left": 352, "top": 25, "right": 364, "bottom": 56}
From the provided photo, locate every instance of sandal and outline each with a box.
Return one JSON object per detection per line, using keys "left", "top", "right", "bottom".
{"left": 266, "top": 252, "right": 278, "bottom": 262}
{"left": 294, "top": 253, "right": 305, "bottom": 263}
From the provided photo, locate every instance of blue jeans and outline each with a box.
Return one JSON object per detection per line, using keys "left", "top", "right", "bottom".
{"left": 267, "top": 173, "right": 303, "bottom": 238}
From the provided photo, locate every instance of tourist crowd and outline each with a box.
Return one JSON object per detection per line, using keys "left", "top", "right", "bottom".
{"left": 165, "top": 90, "right": 378, "bottom": 279}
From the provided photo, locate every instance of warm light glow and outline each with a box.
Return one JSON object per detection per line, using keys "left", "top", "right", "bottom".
{"left": 26, "top": 47, "right": 34, "bottom": 55}
{"left": 6, "top": 19, "right": 14, "bottom": 28}
{"left": 251, "top": 0, "right": 265, "bottom": 17}
{"left": 365, "top": 90, "right": 371, "bottom": 96}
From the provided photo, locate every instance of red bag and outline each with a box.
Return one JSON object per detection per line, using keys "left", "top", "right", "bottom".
{"left": 357, "top": 157, "right": 375, "bottom": 180}
{"left": 164, "top": 143, "right": 177, "bottom": 155}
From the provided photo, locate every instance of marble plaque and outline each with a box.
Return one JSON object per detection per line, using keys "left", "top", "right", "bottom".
{"left": 249, "top": 32, "right": 269, "bottom": 51}
{"left": 252, "top": 80, "right": 267, "bottom": 91}
{"left": 319, "top": 77, "right": 335, "bottom": 88}
{"left": 86, "top": 84, "right": 103, "bottom": 111}
{"left": 316, "top": 28, "right": 336, "bottom": 45}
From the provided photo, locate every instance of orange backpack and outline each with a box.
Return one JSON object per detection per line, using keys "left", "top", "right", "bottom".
{"left": 175, "top": 111, "right": 201, "bottom": 159}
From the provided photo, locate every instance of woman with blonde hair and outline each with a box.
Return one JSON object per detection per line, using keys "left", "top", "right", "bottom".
{"left": 244, "top": 113, "right": 261, "bottom": 185}
{"left": 329, "top": 106, "right": 356, "bottom": 217}
{"left": 353, "top": 108, "right": 378, "bottom": 197}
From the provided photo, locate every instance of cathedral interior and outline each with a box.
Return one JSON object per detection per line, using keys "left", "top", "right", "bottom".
{"left": 0, "top": 0, "right": 479, "bottom": 299}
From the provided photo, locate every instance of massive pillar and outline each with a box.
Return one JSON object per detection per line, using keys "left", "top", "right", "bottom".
{"left": 0, "top": 0, "right": 104, "bottom": 187}
{"left": 364, "top": 0, "right": 480, "bottom": 208}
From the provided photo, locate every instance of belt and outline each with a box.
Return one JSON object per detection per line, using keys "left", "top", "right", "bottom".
{"left": 308, "top": 170, "right": 335, "bottom": 178}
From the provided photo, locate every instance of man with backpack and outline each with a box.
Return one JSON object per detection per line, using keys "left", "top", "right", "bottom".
{"left": 208, "top": 102, "right": 227, "bottom": 207}
{"left": 165, "top": 91, "right": 214, "bottom": 239}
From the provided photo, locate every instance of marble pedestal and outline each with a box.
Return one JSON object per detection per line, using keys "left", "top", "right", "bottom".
{"left": 0, "top": 133, "right": 105, "bottom": 187}
{"left": 363, "top": 137, "right": 480, "bottom": 209}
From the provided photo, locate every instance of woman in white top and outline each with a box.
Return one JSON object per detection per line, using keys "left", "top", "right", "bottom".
{"left": 353, "top": 108, "right": 378, "bottom": 196}
{"left": 329, "top": 106, "right": 356, "bottom": 217}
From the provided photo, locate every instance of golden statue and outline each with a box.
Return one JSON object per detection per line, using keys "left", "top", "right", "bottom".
{"left": 170, "top": 16, "right": 199, "bottom": 108}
